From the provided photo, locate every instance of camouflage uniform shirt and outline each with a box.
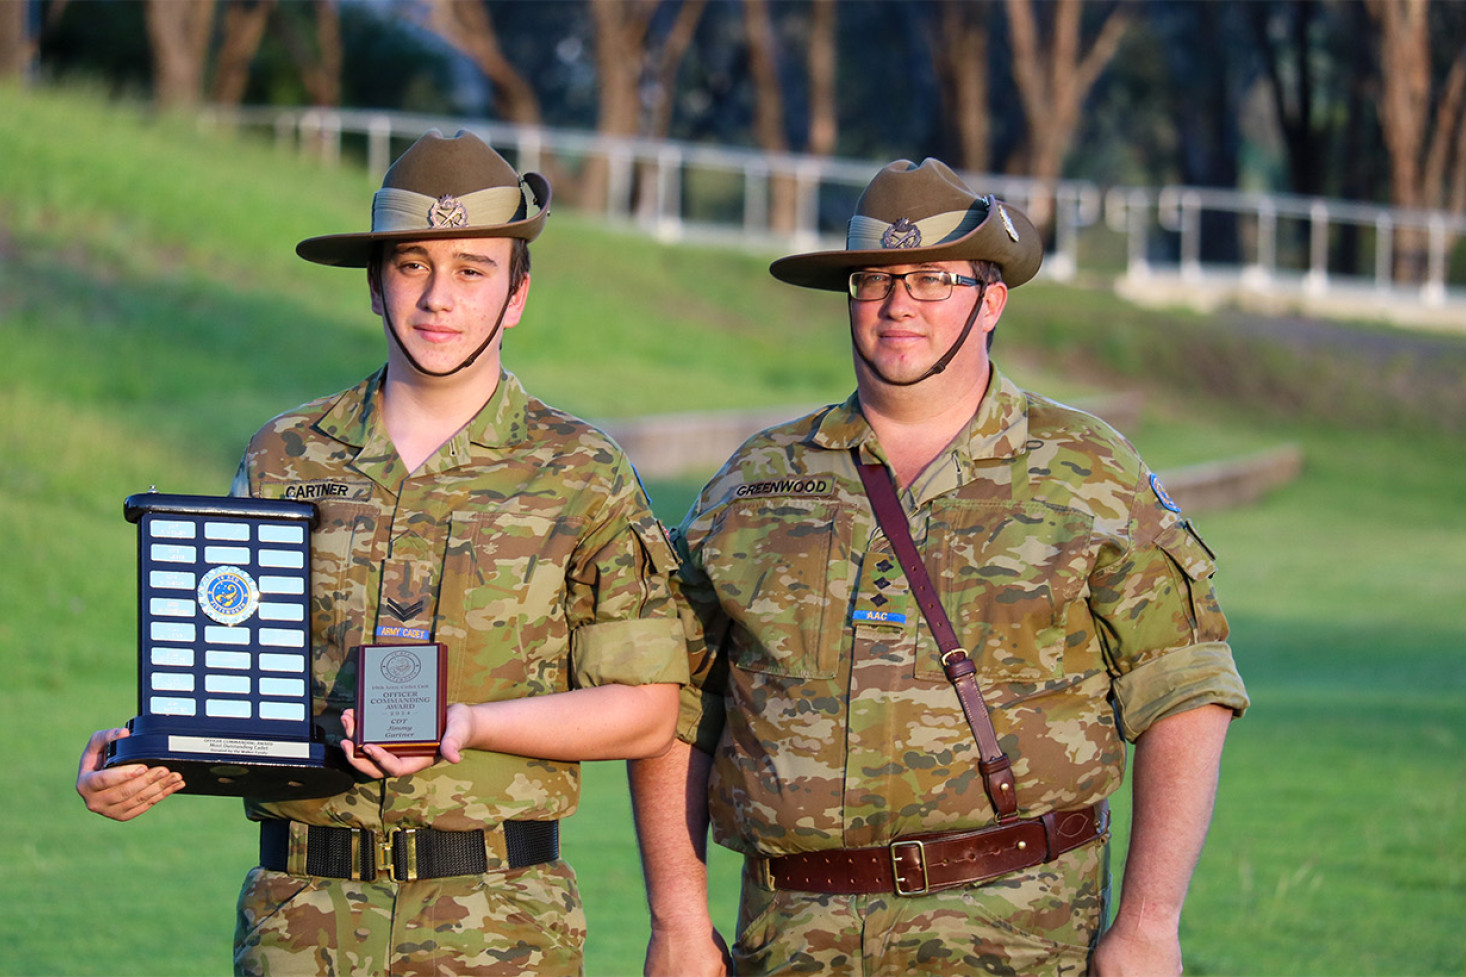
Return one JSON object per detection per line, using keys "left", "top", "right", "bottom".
{"left": 676, "top": 366, "right": 1249, "bottom": 857}
{"left": 232, "top": 367, "right": 688, "bottom": 834}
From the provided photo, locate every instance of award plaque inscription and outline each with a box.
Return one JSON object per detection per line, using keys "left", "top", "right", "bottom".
{"left": 354, "top": 643, "right": 448, "bottom": 757}
{"left": 104, "top": 492, "right": 351, "bottom": 799}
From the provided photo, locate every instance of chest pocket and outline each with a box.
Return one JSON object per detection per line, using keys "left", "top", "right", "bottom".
{"left": 435, "top": 510, "right": 579, "bottom": 702}
{"left": 919, "top": 500, "right": 1094, "bottom": 686}
{"left": 703, "top": 498, "right": 851, "bottom": 679}
{"left": 255, "top": 482, "right": 381, "bottom": 711}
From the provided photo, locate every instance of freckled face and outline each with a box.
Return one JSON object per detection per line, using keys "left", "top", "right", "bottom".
{"left": 370, "top": 237, "right": 527, "bottom": 381}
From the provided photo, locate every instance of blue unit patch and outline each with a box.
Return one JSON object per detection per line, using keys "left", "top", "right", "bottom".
{"left": 377, "top": 625, "right": 432, "bottom": 641}
{"left": 852, "top": 608, "right": 907, "bottom": 625}
{"left": 1150, "top": 472, "right": 1182, "bottom": 513}
{"left": 197, "top": 565, "right": 260, "bottom": 626}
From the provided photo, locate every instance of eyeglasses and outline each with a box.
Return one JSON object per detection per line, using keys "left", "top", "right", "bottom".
{"left": 848, "top": 270, "right": 981, "bottom": 302}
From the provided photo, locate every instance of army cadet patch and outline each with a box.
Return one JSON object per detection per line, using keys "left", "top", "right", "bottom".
{"left": 733, "top": 477, "right": 837, "bottom": 500}
{"left": 1150, "top": 472, "right": 1182, "bottom": 513}
{"left": 377, "top": 625, "right": 431, "bottom": 641}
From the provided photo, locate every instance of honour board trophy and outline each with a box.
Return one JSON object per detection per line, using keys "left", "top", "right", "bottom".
{"left": 105, "top": 493, "right": 352, "bottom": 799}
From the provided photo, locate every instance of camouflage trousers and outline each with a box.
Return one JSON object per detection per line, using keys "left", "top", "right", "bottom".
{"left": 232, "top": 859, "right": 586, "bottom": 976}
{"left": 731, "top": 841, "right": 1109, "bottom": 977}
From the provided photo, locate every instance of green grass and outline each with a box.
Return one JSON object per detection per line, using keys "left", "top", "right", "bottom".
{"left": 4, "top": 84, "right": 1465, "bottom": 976}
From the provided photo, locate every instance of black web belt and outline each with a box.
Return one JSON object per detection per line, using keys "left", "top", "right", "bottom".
{"left": 258, "top": 818, "right": 559, "bottom": 883}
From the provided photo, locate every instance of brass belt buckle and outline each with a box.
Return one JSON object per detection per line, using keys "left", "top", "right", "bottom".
{"left": 374, "top": 830, "right": 395, "bottom": 882}
{"left": 890, "top": 839, "right": 930, "bottom": 897}
{"left": 373, "top": 828, "right": 422, "bottom": 883}
{"left": 398, "top": 828, "right": 420, "bottom": 882}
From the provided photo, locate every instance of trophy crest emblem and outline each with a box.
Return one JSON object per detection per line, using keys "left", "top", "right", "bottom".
{"left": 380, "top": 648, "right": 423, "bottom": 684}
{"left": 197, "top": 565, "right": 260, "bottom": 626}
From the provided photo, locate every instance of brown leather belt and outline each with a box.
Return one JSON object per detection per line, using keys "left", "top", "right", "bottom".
{"left": 758, "top": 802, "right": 1108, "bottom": 897}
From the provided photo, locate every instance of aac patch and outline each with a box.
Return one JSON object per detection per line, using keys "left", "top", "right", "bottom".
{"left": 853, "top": 608, "right": 907, "bottom": 626}
{"left": 1150, "top": 472, "right": 1182, "bottom": 513}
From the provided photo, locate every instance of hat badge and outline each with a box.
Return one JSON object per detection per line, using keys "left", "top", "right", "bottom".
{"left": 881, "top": 217, "right": 922, "bottom": 249}
{"left": 997, "top": 203, "right": 1019, "bottom": 242}
{"left": 428, "top": 194, "right": 469, "bottom": 229}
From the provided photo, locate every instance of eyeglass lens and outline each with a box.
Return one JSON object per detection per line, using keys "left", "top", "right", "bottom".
{"left": 849, "top": 271, "right": 958, "bottom": 301}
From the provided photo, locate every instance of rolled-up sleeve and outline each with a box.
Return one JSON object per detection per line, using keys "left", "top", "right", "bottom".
{"left": 566, "top": 474, "right": 690, "bottom": 690}
{"left": 666, "top": 524, "right": 731, "bottom": 755}
{"left": 1091, "top": 473, "right": 1250, "bottom": 741}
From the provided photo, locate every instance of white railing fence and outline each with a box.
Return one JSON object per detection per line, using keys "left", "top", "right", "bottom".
{"left": 206, "top": 106, "right": 1466, "bottom": 322}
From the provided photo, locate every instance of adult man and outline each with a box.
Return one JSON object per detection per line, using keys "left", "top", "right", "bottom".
{"left": 630, "top": 158, "right": 1249, "bottom": 976}
{"left": 77, "top": 129, "right": 687, "bottom": 976}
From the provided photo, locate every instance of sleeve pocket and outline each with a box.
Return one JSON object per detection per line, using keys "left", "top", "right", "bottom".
{"left": 1154, "top": 522, "right": 1228, "bottom": 642}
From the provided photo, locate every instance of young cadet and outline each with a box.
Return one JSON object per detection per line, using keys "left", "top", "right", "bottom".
{"left": 77, "top": 129, "right": 688, "bottom": 976}
{"left": 630, "top": 158, "right": 1249, "bottom": 977}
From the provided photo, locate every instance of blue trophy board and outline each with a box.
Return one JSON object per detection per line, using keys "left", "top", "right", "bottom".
{"left": 105, "top": 493, "right": 351, "bottom": 799}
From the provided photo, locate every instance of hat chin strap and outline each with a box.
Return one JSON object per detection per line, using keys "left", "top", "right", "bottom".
{"left": 383, "top": 290, "right": 512, "bottom": 379}
{"left": 853, "top": 282, "right": 987, "bottom": 388}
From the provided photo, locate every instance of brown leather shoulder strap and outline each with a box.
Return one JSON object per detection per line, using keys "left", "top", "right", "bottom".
{"left": 853, "top": 449, "right": 1019, "bottom": 822}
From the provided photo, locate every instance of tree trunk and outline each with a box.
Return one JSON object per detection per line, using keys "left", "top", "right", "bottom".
{"left": 584, "top": 0, "right": 656, "bottom": 215}
{"left": 311, "top": 0, "right": 341, "bottom": 107}
{"left": 1365, "top": 0, "right": 1466, "bottom": 281}
{"left": 0, "top": 0, "right": 34, "bottom": 84}
{"left": 1005, "top": 0, "right": 1131, "bottom": 230}
{"left": 635, "top": 0, "right": 707, "bottom": 220}
{"left": 932, "top": 1, "right": 990, "bottom": 173}
{"left": 274, "top": 0, "right": 341, "bottom": 107}
{"left": 806, "top": 0, "right": 837, "bottom": 158}
{"left": 211, "top": 0, "right": 276, "bottom": 106}
{"left": 1247, "top": 1, "right": 1324, "bottom": 197}
{"left": 145, "top": 0, "right": 216, "bottom": 110}
{"left": 423, "top": 0, "right": 542, "bottom": 126}
{"left": 744, "top": 0, "right": 797, "bottom": 233}
{"left": 643, "top": 0, "right": 706, "bottom": 139}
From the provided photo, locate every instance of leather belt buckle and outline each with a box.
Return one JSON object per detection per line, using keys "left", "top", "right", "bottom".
{"left": 890, "top": 838, "right": 930, "bottom": 896}
{"left": 752, "top": 856, "right": 776, "bottom": 892}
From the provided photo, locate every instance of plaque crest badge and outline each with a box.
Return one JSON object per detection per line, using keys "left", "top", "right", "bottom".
{"left": 355, "top": 643, "right": 447, "bottom": 757}
{"left": 428, "top": 194, "right": 469, "bottom": 229}
{"left": 881, "top": 217, "right": 922, "bottom": 249}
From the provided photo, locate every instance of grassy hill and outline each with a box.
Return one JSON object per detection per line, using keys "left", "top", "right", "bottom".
{"left": 3, "top": 84, "right": 1463, "bottom": 976}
